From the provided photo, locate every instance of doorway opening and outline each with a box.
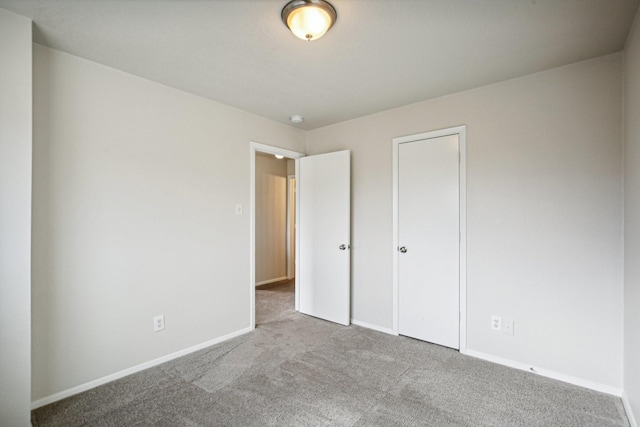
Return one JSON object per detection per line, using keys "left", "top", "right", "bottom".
{"left": 254, "top": 151, "right": 296, "bottom": 325}
{"left": 249, "top": 142, "right": 304, "bottom": 329}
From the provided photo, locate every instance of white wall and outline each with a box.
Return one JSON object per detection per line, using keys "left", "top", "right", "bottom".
{"left": 255, "top": 154, "right": 288, "bottom": 284}
{"left": 0, "top": 8, "right": 32, "bottom": 426}
{"left": 624, "top": 8, "right": 640, "bottom": 425}
{"left": 306, "top": 54, "right": 623, "bottom": 390}
{"left": 31, "top": 45, "right": 305, "bottom": 402}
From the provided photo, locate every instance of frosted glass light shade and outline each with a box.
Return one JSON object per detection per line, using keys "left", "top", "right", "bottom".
{"left": 282, "top": 0, "right": 337, "bottom": 41}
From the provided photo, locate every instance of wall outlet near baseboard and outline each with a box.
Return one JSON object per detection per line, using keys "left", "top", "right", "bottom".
{"left": 153, "top": 315, "right": 165, "bottom": 332}
{"left": 491, "top": 315, "right": 501, "bottom": 331}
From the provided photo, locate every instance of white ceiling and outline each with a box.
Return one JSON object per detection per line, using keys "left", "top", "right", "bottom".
{"left": 1, "top": 0, "right": 638, "bottom": 130}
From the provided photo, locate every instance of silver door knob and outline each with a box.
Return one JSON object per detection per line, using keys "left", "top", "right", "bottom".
{"left": 339, "top": 244, "right": 350, "bottom": 250}
{"left": 399, "top": 246, "right": 407, "bottom": 253}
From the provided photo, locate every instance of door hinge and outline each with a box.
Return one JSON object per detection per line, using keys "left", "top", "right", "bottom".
{"left": 458, "top": 152, "right": 461, "bottom": 163}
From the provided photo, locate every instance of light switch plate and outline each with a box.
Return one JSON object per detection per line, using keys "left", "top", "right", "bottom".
{"left": 235, "top": 204, "right": 243, "bottom": 215}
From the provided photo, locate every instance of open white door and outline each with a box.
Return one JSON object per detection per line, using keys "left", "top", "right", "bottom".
{"left": 298, "top": 150, "right": 351, "bottom": 326}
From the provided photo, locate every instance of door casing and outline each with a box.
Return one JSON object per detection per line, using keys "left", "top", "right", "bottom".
{"left": 287, "top": 175, "right": 296, "bottom": 280}
{"left": 392, "top": 126, "right": 467, "bottom": 352}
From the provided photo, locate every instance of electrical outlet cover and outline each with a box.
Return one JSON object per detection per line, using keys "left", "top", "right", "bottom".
{"left": 153, "top": 314, "right": 165, "bottom": 332}
{"left": 491, "top": 315, "right": 501, "bottom": 331}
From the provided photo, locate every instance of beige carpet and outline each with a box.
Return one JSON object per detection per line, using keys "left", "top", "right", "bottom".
{"left": 32, "top": 280, "right": 629, "bottom": 426}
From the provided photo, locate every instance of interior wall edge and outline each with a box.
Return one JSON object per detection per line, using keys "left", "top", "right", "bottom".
{"left": 623, "top": 6, "right": 640, "bottom": 427}
{"left": 0, "top": 7, "right": 33, "bottom": 426}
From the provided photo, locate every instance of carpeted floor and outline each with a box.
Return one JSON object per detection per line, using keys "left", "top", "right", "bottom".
{"left": 32, "top": 280, "right": 629, "bottom": 426}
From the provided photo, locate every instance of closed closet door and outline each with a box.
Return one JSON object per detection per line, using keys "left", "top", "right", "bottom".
{"left": 398, "top": 134, "right": 460, "bottom": 349}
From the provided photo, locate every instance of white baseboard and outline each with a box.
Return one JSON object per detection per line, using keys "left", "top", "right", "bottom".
{"left": 463, "top": 349, "right": 623, "bottom": 397}
{"left": 350, "top": 319, "right": 395, "bottom": 335}
{"left": 255, "top": 276, "right": 289, "bottom": 287}
{"left": 623, "top": 392, "right": 638, "bottom": 427}
{"left": 31, "top": 326, "right": 253, "bottom": 410}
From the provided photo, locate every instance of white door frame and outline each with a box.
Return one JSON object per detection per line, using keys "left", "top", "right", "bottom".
{"left": 392, "top": 126, "right": 467, "bottom": 353}
{"left": 286, "top": 175, "right": 296, "bottom": 280}
{"left": 250, "top": 141, "right": 305, "bottom": 329}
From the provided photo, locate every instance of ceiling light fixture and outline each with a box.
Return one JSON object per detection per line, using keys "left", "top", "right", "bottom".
{"left": 275, "top": 154, "right": 285, "bottom": 160}
{"left": 282, "top": 0, "right": 337, "bottom": 41}
{"left": 290, "top": 115, "right": 304, "bottom": 124}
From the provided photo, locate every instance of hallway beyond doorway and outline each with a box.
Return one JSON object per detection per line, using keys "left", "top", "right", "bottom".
{"left": 256, "top": 279, "right": 294, "bottom": 325}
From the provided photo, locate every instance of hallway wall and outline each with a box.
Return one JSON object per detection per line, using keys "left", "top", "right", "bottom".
{"left": 255, "top": 154, "right": 288, "bottom": 284}
{"left": 623, "top": 7, "right": 640, "bottom": 426}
